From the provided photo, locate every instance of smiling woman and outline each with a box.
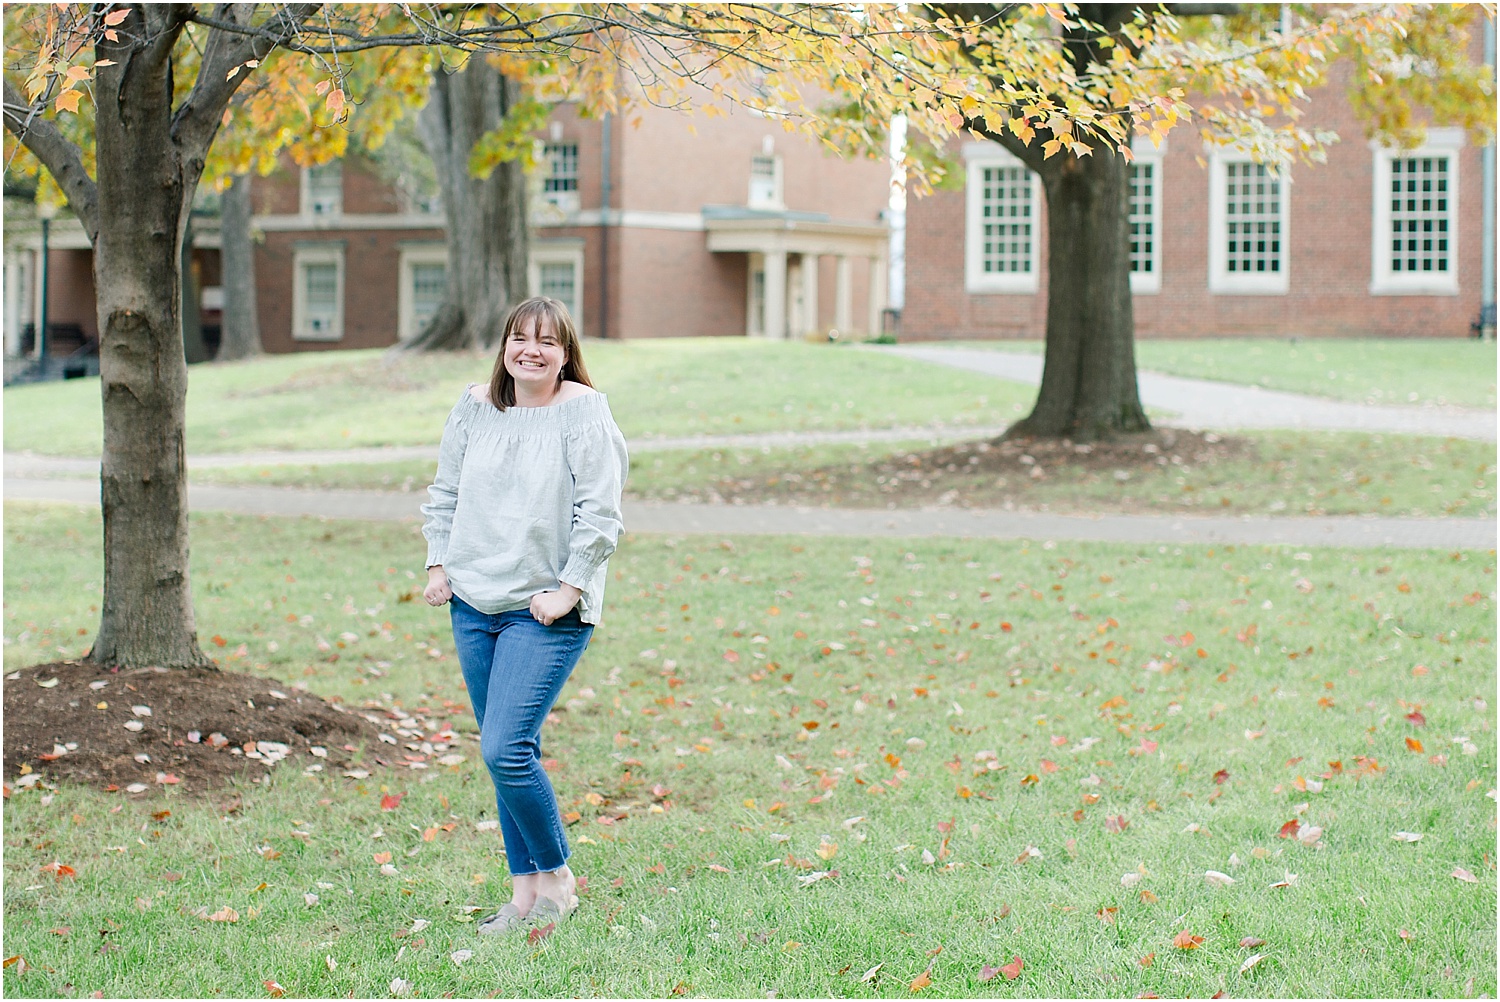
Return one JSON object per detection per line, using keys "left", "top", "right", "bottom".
{"left": 420, "top": 295, "right": 629, "bottom": 938}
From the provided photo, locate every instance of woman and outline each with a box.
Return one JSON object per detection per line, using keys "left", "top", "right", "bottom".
{"left": 420, "top": 296, "right": 628, "bottom": 934}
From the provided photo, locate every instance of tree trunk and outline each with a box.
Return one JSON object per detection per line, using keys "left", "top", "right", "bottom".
{"left": 217, "top": 173, "right": 262, "bottom": 361}
{"left": 88, "top": 17, "right": 212, "bottom": 669}
{"left": 397, "top": 57, "right": 529, "bottom": 352}
{"left": 1005, "top": 148, "right": 1150, "bottom": 442}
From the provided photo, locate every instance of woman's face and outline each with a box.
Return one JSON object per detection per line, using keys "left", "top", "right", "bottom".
{"left": 503, "top": 315, "right": 566, "bottom": 391}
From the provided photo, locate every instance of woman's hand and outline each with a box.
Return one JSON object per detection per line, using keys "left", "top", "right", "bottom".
{"left": 530, "top": 584, "right": 582, "bottom": 626}
{"left": 424, "top": 566, "right": 453, "bottom": 606}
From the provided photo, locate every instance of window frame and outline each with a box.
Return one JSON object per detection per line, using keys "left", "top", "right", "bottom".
{"left": 542, "top": 142, "right": 581, "bottom": 213}
{"left": 1128, "top": 142, "right": 1165, "bottom": 295}
{"left": 300, "top": 161, "right": 343, "bottom": 218}
{"left": 527, "top": 241, "right": 586, "bottom": 331}
{"left": 291, "top": 242, "right": 346, "bottom": 342}
{"left": 1207, "top": 150, "right": 1290, "bottom": 295}
{"left": 747, "top": 153, "right": 785, "bottom": 210}
{"left": 397, "top": 243, "right": 448, "bottom": 342}
{"left": 1369, "top": 129, "right": 1463, "bottom": 296}
{"left": 963, "top": 143, "right": 1041, "bottom": 295}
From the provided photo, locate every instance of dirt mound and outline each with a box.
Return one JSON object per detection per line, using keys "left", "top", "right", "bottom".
{"left": 3, "top": 661, "right": 391, "bottom": 797}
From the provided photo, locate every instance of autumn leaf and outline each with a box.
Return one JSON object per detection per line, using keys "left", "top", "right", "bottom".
{"left": 1277, "top": 819, "right": 1301, "bottom": 839}
{"left": 1000, "top": 955, "right": 1024, "bottom": 980}
{"left": 527, "top": 921, "right": 556, "bottom": 944}
{"left": 977, "top": 964, "right": 1000, "bottom": 982}
{"left": 373, "top": 852, "right": 393, "bottom": 864}
{"left": 264, "top": 980, "right": 286, "bottom": 998}
{"left": 1451, "top": 867, "right": 1479, "bottom": 883}
{"left": 380, "top": 793, "right": 404, "bottom": 811}
{"left": 1172, "top": 929, "right": 1204, "bottom": 950}
{"left": 38, "top": 861, "right": 76, "bottom": 880}
{"left": 1239, "top": 937, "right": 1266, "bottom": 948}
{"left": 1138, "top": 953, "right": 1155, "bottom": 968}
{"left": 1239, "top": 954, "right": 1268, "bottom": 975}
{"left": 1405, "top": 737, "right": 1424, "bottom": 753}
{"left": 103, "top": 8, "right": 130, "bottom": 25}
{"left": 909, "top": 968, "right": 932, "bottom": 991}
{"left": 1213, "top": 769, "right": 1230, "bottom": 784}
{"left": 1406, "top": 710, "right": 1426, "bottom": 727}
{"left": 53, "top": 88, "right": 84, "bottom": 114}
{"left": 1104, "top": 815, "right": 1129, "bottom": 833}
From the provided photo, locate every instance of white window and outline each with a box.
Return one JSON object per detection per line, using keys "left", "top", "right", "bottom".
{"left": 1370, "top": 129, "right": 1462, "bottom": 295}
{"left": 397, "top": 244, "right": 447, "bottom": 341}
{"left": 1128, "top": 156, "right": 1163, "bottom": 294}
{"left": 528, "top": 242, "right": 585, "bottom": 329}
{"left": 292, "top": 244, "right": 344, "bottom": 341}
{"left": 301, "top": 162, "right": 343, "bottom": 217}
{"left": 1208, "top": 153, "right": 1288, "bottom": 294}
{"left": 748, "top": 154, "right": 784, "bottom": 210}
{"left": 963, "top": 144, "right": 1040, "bottom": 294}
{"left": 542, "top": 143, "right": 580, "bottom": 213}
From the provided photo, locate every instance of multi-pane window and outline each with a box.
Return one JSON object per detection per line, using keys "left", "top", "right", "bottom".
{"left": 303, "top": 162, "right": 342, "bottom": 216}
{"left": 539, "top": 262, "right": 577, "bottom": 317}
{"left": 748, "top": 154, "right": 783, "bottom": 209}
{"left": 1129, "top": 162, "right": 1156, "bottom": 275}
{"left": 410, "top": 263, "right": 445, "bottom": 334}
{"left": 544, "top": 144, "right": 578, "bottom": 193}
{"left": 1224, "top": 162, "right": 1281, "bottom": 275}
{"left": 293, "top": 245, "right": 344, "bottom": 341}
{"left": 979, "top": 165, "right": 1033, "bottom": 276}
{"left": 1388, "top": 155, "right": 1450, "bottom": 274}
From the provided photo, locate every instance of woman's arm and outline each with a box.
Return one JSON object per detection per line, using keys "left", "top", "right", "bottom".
{"left": 420, "top": 398, "right": 471, "bottom": 577}
{"left": 558, "top": 414, "right": 630, "bottom": 593}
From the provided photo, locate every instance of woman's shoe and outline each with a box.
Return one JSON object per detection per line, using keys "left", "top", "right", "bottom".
{"left": 526, "top": 894, "right": 578, "bottom": 927}
{"left": 476, "top": 902, "right": 527, "bottom": 935}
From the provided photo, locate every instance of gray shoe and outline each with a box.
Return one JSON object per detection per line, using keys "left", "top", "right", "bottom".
{"left": 476, "top": 902, "right": 526, "bottom": 935}
{"left": 526, "top": 895, "right": 577, "bottom": 927}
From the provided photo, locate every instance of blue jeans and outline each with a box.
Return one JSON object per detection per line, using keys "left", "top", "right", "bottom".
{"left": 449, "top": 595, "right": 593, "bottom": 875}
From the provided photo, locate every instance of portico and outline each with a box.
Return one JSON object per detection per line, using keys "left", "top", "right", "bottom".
{"left": 704, "top": 211, "right": 888, "bottom": 339}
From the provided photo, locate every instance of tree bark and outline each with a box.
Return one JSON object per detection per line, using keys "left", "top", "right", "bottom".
{"left": 87, "top": 7, "right": 211, "bottom": 668}
{"left": 217, "top": 173, "right": 262, "bottom": 361}
{"left": 397, "top": 56, "right": 529, "bottom": 352}
{"left": 1006, "top": 149, "right": 1150, "bottom": 441}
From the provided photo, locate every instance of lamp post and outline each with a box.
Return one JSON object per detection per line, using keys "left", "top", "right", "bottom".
{"left": 36, "top": 201, "right": 56, "bottom": 364}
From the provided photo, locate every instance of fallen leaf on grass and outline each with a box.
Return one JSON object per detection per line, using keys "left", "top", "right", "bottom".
{"left": 1451, "top": 867, "right": 1479, "bottom": 884}
{"left": 1239, "top": 937, "right": 1266, "bottom": 949}
{"left": 264, "top": 980, "right": 286, "bottom": 998}
{"left": 1097, "top": 906, "right": 1118, "bottom": 923}
{"left": 380, "top": 793, "right": 404, "bottom": 811}
{"left": 1173, "top": 929, "right": 1204, "bottom": 950}
{"left": 1406, "top": 711, "right": 1426, "bottom": 727}
{"left": 999, "top": 955, "right": 1024, "bottom": 980}
{"left": 1269, "top": 871, "right": 1298, "bottom": 889}
{"left": 1014, "top": 845, "right": 1042, "bottom": 864}
{"left": 1205, "top": 870, "right": 1235, "bottom": 887}
{"left": 1138, "top": 953, "right": 1154, "bottom": 968}
{"left": 1277, "top": 819, "right": 1300, "bottom": 839}
{"left": 1391, "top": 832, "right": 1424, "bottom": 843}
{"left": 1239, "top": 954, "right": 1267, "bottom": 975}
{"left": 909, "top": 968, "right": 932, "bottom": 991}
{"left": 1405, "top": 738, "right": 1424, "bottom": 753}
{"left": 528, "top": 922, "right": 555, "bottom": 944}
{"left": 978, "top": 964, "right": 1000, "bottom": 982}
{"left": 1104, "top": 815, "right": 1129, "bottom": 833}
{"left": 859, "top": 964, "right": 882, "bottom": 983}
{"left": 1398, "top": 929, "right": 1415, "bottom": 941}
{"left": 201, "top": 906, "right": 239, "bottom": 923}
{"left": 450, "top": 949, "right": 473, "bottom": 966}
{"left": 38, "top": 862, "right": 76, "bottom": 880}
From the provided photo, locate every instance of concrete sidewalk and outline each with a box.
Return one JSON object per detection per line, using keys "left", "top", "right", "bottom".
{"left": 8, "top": 476, "right": 1493, "bottom": 550}
{"left": 877, "top": 346, "right": 1498, "bottom": 442}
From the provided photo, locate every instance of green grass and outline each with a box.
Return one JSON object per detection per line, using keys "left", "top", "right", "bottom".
{"left": 4, "top": 500, "right": 1496, "bottom": 998}
{"left": 952, "top": 338, "right": 1499, "bottom": 409}
{"left": 2, "top": 341, "right": 1034, "bottom": 458}
{"left": 180, "top": 430, "right": 1498, "bottom": 520}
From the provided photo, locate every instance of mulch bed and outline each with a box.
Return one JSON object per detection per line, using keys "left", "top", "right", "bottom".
{"left": 3, "top": 660, "right": 395, "bottom": 797}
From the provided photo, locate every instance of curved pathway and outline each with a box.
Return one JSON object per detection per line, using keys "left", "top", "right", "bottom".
{"left": 876, "top": 345, "right": 1498, "bottom": 441}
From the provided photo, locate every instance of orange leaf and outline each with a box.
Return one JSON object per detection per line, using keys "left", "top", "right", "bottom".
{"left": 53, "top": 89, "right": 84, "bottom": 114}
{"left": 1173, "top": 929, "right": 1204, "bottom": 950}
{"left": 527, "top": 921, "right": 555, "bottom": 944}
{"left": 1406, "top": 710, "right": 1426, "bottom": 727}
{"left": 422, "top": 827, "right": 438, "bottom": 842}
{"left": 264, "top": 980, "right": 286, "bottom": 998}
{"left": 380, "top": 793, "right": 404, "bottom": 811}
{"left": 1138, "top": 953, "right": 1155, "bottom": 968}
{"left": 1020, "top": 774, "right": 1039, "bottom": 787}
{"left": 211, "top": 635, "right": 227, "bottom": 647}
{"left": 103, "top": 8, "right": 130, "bottom": 25}
{"left": 909, "top": 968, "right": 932, "bottom": 991}
{"left": 1405, "top": 737, "right": 1424, "bottom": 753}
{"left": 373, "top": 852, "right": 393, "bottom": 864}
{"left": 1277, "top": 819, "right": 1301, "bottom": 839}
{"left": 1040, "top": 759, "right": 1058, "bottom": 773}
{"left": 1104, "top": 815, "right": 1129, "bottom": 833}
{"left": 1000, "top": 955, "right": 1023, "bottom": 980}
{"left": 802, "top": 721, "right": 819, "bottom": 731}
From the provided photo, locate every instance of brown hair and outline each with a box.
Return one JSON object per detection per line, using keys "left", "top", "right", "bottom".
{"left": 487, "top": 296, "right": 593, "bottom": 409}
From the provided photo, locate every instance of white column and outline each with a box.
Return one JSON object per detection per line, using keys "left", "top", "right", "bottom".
{"left": 763, "top": 249, "right": 787, "bottom": 340}
{"left": 799, "top": 253, "right": 819, "bottom": 337}
{"left": 834, "top": 255, "right": 852, "bottom": 333}
{"left": 866, "top": 254, "right": 887, "bottom": 336}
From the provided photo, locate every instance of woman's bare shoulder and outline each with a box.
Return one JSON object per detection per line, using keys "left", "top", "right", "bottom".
{"left": 554, "top": 381, "right": 599, "bottom": 405}
{"left": 466, "top": 383, "right": 491, "bottom": 404}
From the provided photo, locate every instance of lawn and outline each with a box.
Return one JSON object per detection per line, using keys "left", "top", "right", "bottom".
{"left": 181, "top": 428, "right": 1498, "bottom": 520}
{"left": 1, "top": 340, "right": 1033, "bottom": 458}
{"left": 4, "top": 501, "right": 1495, "bottom": 998}
{"left": 949, "top": 339, "right": 1499, "bottom": 409}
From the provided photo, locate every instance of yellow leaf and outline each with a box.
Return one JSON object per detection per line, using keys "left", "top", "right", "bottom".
{"left": 1041, "top": 138, "right": 1063, "bottom": 159}
{"left": 63, "top": 65, "right": 90, "bottom": 85}
{"left": 103, "top": 8, "right": 130, "bottom": 25}
{"left": 54, "top": 89, "right": 84, "bottom": 115}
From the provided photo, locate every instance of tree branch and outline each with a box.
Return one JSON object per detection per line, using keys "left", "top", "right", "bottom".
{"left": 171, "top": 3, "right": 322, "bottom": 161}
{"left": 1, "top": 78, "right": 99, "bottom": 241}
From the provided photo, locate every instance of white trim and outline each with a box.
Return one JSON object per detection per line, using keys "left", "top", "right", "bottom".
{"left": 1128, "top": 153, "right": 1164, "bottom": 295}
{"left": 528, "top": 244, "right": 586, "bottom": 329}
{"left": 964, "top": 147, "right": 1041, "bottom": 294}
{"left": 748, "top": 153, "right": 785, "bottom": 210}
{"left": 1369, "top": 133, "right": 1462, "bottom": 296}
{"left": 291, "top": 243, "right": 345, "bottom": 341}
{"left": 1208, "top": 151, "right": 1290, "bottom": 295}
{"left": 397, "top": 243, "right": 447, "bottom": 342}
{"left": 256, "top": 212, "right": 443, "bottom": 232}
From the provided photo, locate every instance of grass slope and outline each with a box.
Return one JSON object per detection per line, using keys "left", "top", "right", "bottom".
{"left": 4, "top": 501, "right": 1495, "bottom": 998}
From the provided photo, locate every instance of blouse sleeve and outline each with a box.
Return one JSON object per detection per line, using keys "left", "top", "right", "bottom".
{"left": 559, "top": 408, "right": 629, "bottom": 590}
{"left": 420, "top": 395, "right": 471, "bottom": 568}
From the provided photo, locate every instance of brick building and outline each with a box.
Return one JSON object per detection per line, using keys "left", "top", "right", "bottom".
{"left": 902, "top": 58, "right": 1496, "bottom": 342}
{"left": 4, "top": 98, "right": 891, "bottom": 362}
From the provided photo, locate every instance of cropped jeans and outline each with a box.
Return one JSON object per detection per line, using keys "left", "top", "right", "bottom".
{"left": 450, "top": 595, "right": 592, "bottom": 875}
